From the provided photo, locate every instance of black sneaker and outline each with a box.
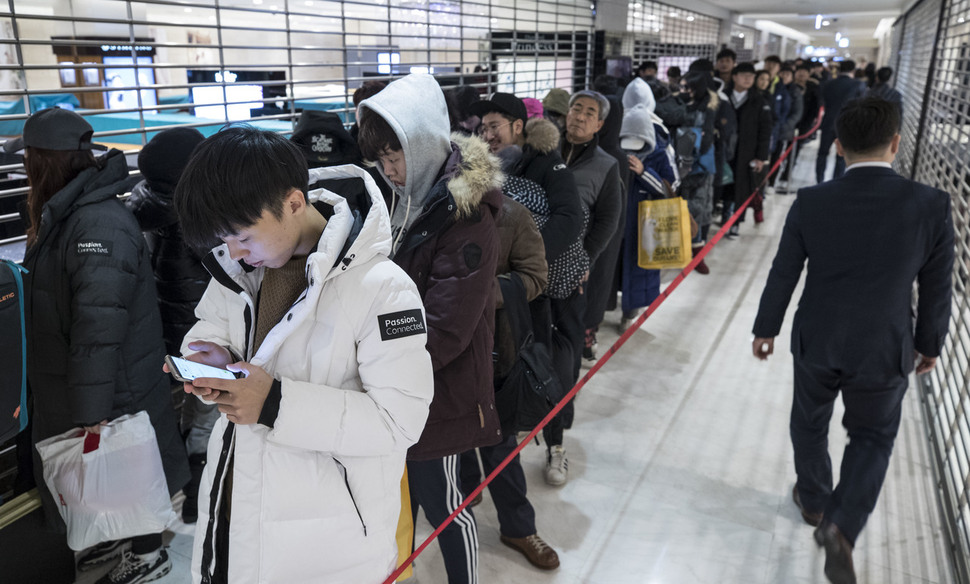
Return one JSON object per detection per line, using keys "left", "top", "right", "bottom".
{"left": 96, "top": 549, "right": 172, "bottom": 584}
{"left": 77, "top": 539, "right": 131, "bottom": 572}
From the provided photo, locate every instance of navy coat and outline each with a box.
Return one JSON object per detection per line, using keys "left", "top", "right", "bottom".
{"left": 753, "top": 166, "right": 953, "bottom": 375}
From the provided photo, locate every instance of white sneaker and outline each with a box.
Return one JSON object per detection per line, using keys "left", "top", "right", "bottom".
{"left": 544, "top": 446, "right": 568, "bottom": 486}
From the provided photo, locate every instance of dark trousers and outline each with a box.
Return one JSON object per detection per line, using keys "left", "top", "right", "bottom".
{"left": 790, "top": 358, "right": 909, "bottom": 546}
{"left": 544, "top": 290, "right": 584, "bottom": 447}
{"left": 408, "top": 455, "right": 478, "bottom": 584}
{"left": 459, "top": 435, "right": 537, "bottom": 539}
{"left": 815, "top": 128, "right": 846, "bottom": 184}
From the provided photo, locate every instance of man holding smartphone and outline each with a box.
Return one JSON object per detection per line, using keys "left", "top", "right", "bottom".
{"left": 171, "top": 127, "right": 433, "bottom": 584}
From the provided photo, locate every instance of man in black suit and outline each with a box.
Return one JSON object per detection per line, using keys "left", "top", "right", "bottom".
{"left": 752, "top": 97, "right": 954, "bottom": 584}
{"left": 815, "top": 59, "right": 865, "bottom": 183}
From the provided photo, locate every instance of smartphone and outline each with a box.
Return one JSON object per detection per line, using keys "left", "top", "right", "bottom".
{"left": 165, "top": 355, "right": 237, "bottom": 383}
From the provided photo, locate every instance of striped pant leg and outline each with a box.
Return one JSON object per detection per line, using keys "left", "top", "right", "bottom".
{"left": 407, "top": 455, "right": 479, "bottom": 584}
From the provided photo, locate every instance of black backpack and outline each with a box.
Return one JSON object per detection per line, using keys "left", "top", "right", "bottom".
{"left": 493, "top": 273, "right": 564, "bottom": 436}
{"left": 0, "top": 260, "right": 28, "bottom": 443}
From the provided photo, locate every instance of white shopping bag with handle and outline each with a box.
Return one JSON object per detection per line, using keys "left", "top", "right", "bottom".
{"left": 36, "top": 411, "right": 176, "bottom": 550}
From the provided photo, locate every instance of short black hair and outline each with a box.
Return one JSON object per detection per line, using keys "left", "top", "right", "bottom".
{"left": 836, "top": 97, "right": 900, "bottom": 155}
{"left": 667, "top": 66, "right": 682, "bottom": 78}
{"left": 638, "top": 60, "right": 658, "bottom": 73}
{"left": 796, "top": 63, "right": 812, "bottom": 72}
{"left": 876, "top": 66, "right": 894, "bottom": 83}
{"left": 839, "top": 59, "right": 856, "bottom": 73}
{"left": 765, "top": 55, "right": 782, "bottom": 65}
{"left": 716, "top": 48, "right": 737, "bottom": 61}
{"left": 357, "top": 108, "right": 403, "bottom": 161}
{"left": 175, "top": 125, "right": 309, "bottom": 249}
{"left": 733, "top": 62, "right": 757, "bottom": 75}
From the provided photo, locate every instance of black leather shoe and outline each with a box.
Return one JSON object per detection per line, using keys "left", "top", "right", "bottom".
{"left": 792, "top": 486, "right": 823, "bottom": 527}
{"left": 814, "top": 521, "right": 856, "bottom": 584}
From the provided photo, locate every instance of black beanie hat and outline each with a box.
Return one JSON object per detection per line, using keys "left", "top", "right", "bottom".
{"left": 290, "top": 110, "right": 360, "bottom": 168}
{"left": 138, "top": 127, "right": 206, "bottom": 193}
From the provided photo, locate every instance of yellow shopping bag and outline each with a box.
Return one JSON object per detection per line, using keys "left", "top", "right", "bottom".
{"left": 637, "top": 197, "right": 693, "bottom": 269}
{"left": 395, "top": 467, "right": 414, "bottom": 581}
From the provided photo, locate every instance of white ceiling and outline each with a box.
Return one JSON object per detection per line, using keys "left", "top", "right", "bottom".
{"left": 716, "top": 0, "right": 909, "bottom": 49}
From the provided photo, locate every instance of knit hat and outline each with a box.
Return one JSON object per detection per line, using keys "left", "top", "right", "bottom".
{"left": 289, "top": 110, "right": 360, "bottom": 168}
{"left": 522, "top": 97, "right": 544, "bottom": 119}
{"left": 138, "top": 127, "right": 206, "bottom": 193}
{"left": 3, "top": 107, "right": 106, "bottom": 153}
{"left": 619, "top": 103, "right": 656, "bottom": 152}
{"left": 542, "top": 88, "right": 570, "bottom": 116}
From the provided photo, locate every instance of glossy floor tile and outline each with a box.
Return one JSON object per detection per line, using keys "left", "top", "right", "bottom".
{"left": 75, "top": 140, "right": 954, "bottom": 584}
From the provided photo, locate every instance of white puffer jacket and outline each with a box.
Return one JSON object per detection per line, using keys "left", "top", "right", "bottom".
{"left": 184, "top": 165, "right": 433, "bottom": 584}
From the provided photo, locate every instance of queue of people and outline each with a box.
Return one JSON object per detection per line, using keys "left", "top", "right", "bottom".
{"left": 2, "top": 48, "right": 923, "bottom": 584}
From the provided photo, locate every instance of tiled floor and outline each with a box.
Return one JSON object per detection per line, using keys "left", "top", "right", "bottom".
{"left": 76, "top": 139, "right": 955, "bottom": 583}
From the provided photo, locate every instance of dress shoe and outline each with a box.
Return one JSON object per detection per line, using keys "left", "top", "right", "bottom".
{"left": 792, "top": 486, "right": 822, "bottom": 526}
{"left": 500, "top": 533, "right": 560, "bottom": 570}
{"left": 814, "top": 521, "right": 856, "bottom": 584}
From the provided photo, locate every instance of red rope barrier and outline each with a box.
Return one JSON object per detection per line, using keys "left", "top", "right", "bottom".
{"left": 381, "top": 105, "right": 826, "bottom": 584}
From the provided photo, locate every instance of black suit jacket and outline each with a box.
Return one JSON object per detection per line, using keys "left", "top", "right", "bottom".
{"left": 819, "top": 75, "right": 866, "bottom": 130}
{"left": 753, "top": 166, "right": 953, "bottom": 376}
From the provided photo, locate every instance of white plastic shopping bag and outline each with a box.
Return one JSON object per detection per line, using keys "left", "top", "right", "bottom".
{"left": 35, "top": 411, "right": 177, "bottom": 551}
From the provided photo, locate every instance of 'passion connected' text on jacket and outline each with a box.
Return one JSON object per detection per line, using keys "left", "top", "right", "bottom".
{"left": 184, "top": 164, "right": 434, "bottom": 584}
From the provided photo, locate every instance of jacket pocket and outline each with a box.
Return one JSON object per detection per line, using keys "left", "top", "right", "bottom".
{"left": 334, "top": 459, "right": 367, "bottom": 536}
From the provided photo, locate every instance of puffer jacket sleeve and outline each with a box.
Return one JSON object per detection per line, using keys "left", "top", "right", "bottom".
{"left": 181, "top": 279, "right": 242, "bottom": 359}
{"left": 494, "top": 201, "right": 548, "bottom": 309}
{"left": 266, "top": 270, "right": 434, "bottom": 456}
{"left": 64, "top": 213, "right": 145, "bottom": 426}
{"left": 535, "top": 154, "right": 583, "bottom": 263}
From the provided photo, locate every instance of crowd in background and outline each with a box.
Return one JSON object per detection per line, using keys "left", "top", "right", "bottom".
{"left": 5, "top": 47, "right": 906, "bottom": 584}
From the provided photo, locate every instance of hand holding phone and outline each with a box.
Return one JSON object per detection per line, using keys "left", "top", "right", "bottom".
{"left": 163, "top": 342, "right": 235, "bottom": 401}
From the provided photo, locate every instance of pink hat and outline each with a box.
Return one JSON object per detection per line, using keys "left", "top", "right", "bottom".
{"left": 522, "top": 98, "right": 544, "bottom": 119}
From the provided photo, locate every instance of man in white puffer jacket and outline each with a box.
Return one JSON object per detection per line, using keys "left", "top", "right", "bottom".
{"left": 172, "top": 127, "right": 434, "bottom": 584}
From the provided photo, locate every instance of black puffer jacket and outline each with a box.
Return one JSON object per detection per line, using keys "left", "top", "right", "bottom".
{"left": 24, "top": 150, "right": 190, "bottom": 523}
{"left": 125, "top": 180, "right": 210, "bottom": 355}
{"left": 514, "top": 118, "right": 583, "bottom": 264}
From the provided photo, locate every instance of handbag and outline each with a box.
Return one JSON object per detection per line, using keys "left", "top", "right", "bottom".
{"left": 36, "top": 411, "right": 176, "bottom": 550}
{"left": 637, "top": 197, "right": 693, "bottom": 269}
{"left": 493, "top": 274, "right": 565, "bottom": 437}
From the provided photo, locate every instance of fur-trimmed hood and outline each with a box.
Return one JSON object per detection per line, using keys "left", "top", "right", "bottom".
{"left": 524, "top": 118, "right": 562, "bottom": 155}
{"left": 707, "top": 89, "right": 720, "bottom": 112}
{"left": 447, "top": 132, "right": 504, "bottom": 220}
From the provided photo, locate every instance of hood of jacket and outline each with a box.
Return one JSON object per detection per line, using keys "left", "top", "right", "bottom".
{"left": 358, "top": 73, "right": 452, "bottom": 237}
{"left": 622, "top": 77, "right": 657, "bottom": 113}
{"left": 443, "top": 132, "right": 504, "bottom": 221}
{"left": 523, "top": 117, "right": 562, "bottom": 155}
{"left": 43, "top": 149, "right": 129, "bottom": 227}
{"left": 706, "top": 89, "right": 720, "bottom": 112}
